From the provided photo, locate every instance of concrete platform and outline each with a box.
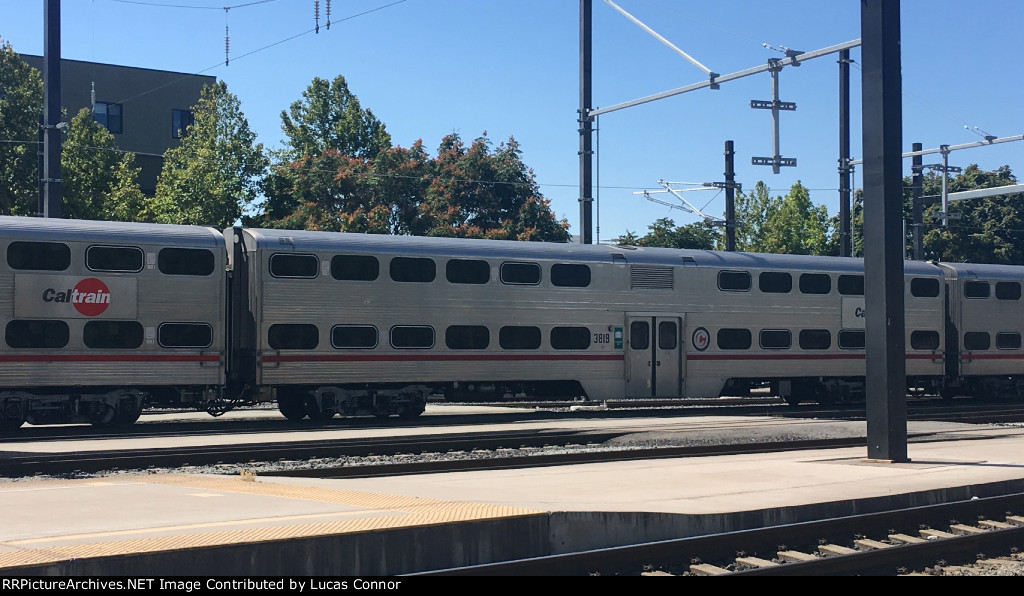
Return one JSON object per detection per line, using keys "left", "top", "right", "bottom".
{"left": 3, "top": 421, "right": 1024, "bottom": 575}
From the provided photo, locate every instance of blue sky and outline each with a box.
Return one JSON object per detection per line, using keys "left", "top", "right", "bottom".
{"left": 4, "top": 0, "right": 1023, "bottom": 242}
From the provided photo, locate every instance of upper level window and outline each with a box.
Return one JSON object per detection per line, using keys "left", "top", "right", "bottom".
{"left": 270, "top": 253, "right": 318, "bottom": 278}
{"left": 718, "top": 270, "right": 751, "bottom": 292}
{"left": 159, "top": 248, "right": 215, "bottom": 276}
{"left": 799, "top": 274, "right": 831, "bottom": 295}
{"left": 964, "top": 281, "right": 990, "bottom": 299}
{"left": 551, "top": 264, "right": 591, "bottom": 288}
{"left": 759, "top": 272, "right": 792, "bottom": 294}
{"left": 172, "top": 109, "right": 194, "bottom": 139}
{"left": 446, "top": 259, "right": 489, "bottom": 284}
{"left": 7, "top": 241, "right": 70, "bottom": 271}
{"left": 996, "top": 282, "right": 1022, "bottom": 301}
{"left": 331, "top": 255, "right": 379, "bottom": 281}
{"left": 837, "top": 274, "right": 864, "bottom": 296}
{"left": 390, "top": 257, "right": 435, "bottom": 283}
{"left": 87, "top": 246, "right": 144, "bottom": 272}
{"left": 94, "top": 101, "right": 122, "bottom": 134}
{"left": 501, "top": 262, "right": 541, "bottom": 285}
{"left": 911, "top": 278, "right": 940, "bottom": 298}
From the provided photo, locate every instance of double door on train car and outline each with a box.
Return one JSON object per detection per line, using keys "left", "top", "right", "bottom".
{"left": 626, "top": 314, "right": 684, "bottom": 398}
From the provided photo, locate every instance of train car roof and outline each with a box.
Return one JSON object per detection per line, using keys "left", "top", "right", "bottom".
{"left": 241, "top": 227, "right": 944, "bottom": 275}
{"left": 0, "top": 216, "right": 223, "bottom": 248}
{"left": 937, "top": 261, "right": 1024, "bottom": 281}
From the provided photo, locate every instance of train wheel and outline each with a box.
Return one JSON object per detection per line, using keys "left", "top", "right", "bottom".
{"left": 277, "top": 394, "right": 307, "bottom": 421}
{"left": 398, "top": 402, "right": 425, "bottom": 419}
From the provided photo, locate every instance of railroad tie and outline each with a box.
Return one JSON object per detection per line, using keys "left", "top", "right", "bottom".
{"left": 919, "top": 528, "right": 957, "bottom": 540}
{"left": 776, "top": 550, "right": 818, "bottom": 563}
{"left": 818, "top": 544, "right": 857, "bottom": 556}
{"left": 734, "top": 556, "right": 778, "bottom": 569}
{"left": 853, "top": 538, "right": 892, "bottom": 550}
{"left": 889, "top": 533, "right": 927, "bottom": 544}
{"left": 689, "top": 563, "right": 730, "bottom": 576}
{"left": 949, "top": 523, "right": 987, "bottom": 535}
{"left": 978, "top": 520, "right": 1015, "bottom": 530}
{"left": 1005, "top": 515, "right": 1024, "bottom": 526}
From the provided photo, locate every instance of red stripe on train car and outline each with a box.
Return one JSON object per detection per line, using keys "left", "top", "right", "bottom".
{"left": 262, "top": 354, "right": 626, "bottom": 363}
{"left": 0, "top": 354, "right": 220, "bottom": 363}
{"left": 962, "top": 353, "right": 1024, "bottom": 361}
{"left": 688, "top": 353, "right": 939, "bottom": 361}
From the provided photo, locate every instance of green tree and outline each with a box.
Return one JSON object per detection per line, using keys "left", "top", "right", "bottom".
{"left": 150, "top": 81, "right": 267, "bottom": 228}
{"left": 420, "top": 134, "right": 570, "bottom": 242}
{"left": 279, "top": 75, "right": 391, "bottom": 161}
{"left": 917, "top": 164, "right": 1024, "bottom": 264}
{"left": 616, "top": 217, "right": 719, "bottom": 249}
{"left": 0, "top": 41, "right": 43, "bottom": 215}
{"left": 761, "top": 181, "right": 831, "bottom": 255}
{"left": 732, "top": 181, "right": 778, "bottom": 252}
{"left": 61, "top": 107, "right": 144, "bottom": 221}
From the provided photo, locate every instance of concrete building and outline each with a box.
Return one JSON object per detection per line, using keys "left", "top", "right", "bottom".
{"left": 20, "top": 55, "right": 215, "bottom": 195}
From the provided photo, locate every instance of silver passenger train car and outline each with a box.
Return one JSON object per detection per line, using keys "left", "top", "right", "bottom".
{"left": 3, "top": 215, "right": 1024, "bottom": 428}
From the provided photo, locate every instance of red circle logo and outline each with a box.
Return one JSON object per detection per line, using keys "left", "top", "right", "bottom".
{"left": 73, "top": 278, "right": 111, "bottom": 317}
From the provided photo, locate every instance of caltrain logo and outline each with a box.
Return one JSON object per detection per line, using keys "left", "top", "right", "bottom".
{"left": 42, "top": 278, "right": 111, "bottom": 317}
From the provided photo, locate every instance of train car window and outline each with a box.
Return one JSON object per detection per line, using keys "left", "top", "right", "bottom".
{"left": 446, "top": 259, "right": 490, "bottom": 284}
{"left": 910, "top": 278, "right": 940, "bottom": 298}
{"left": 331, "top": 255, "right": 379, "bottom": 281}
{"left": 499, "top": 326, "right": 542, "bottom": 350}
{"left": 759, "top": 272, "right": 792, "bottom": 294}
{"left": 445, "top": 325, "right": 490, "bottom": 350}
{"left": 267, "top": 324, "right": 319, "bottom": 350}
{"left": 799, "top": 274, "right": 831, "bottom": 295}
{"left": 390, "top": 257, "right": 436, "bottom": 283}
{"left": 86, "top": 246, "right": 144, "bottom": 273}
{"left": 837, "top": 275, "right": 864, "bottom": 296}
{"left": 837, "top": 330, "right": 863, "bottom": 350}
{"left": 963, "top": 332, "right": 991, "bottom": 351}
{"left": 630, "top": 322, "right": 650, "bottom": 350}
{"left": 996, "top": 282, "right": 1022, "bottom": 301}
{"left": 551, "top": 264, "right": 592, "bottom": 288}
{"left": 759, "top": 329, "right": 792, "bottom": 350}
{"left": 83, "top": 321, "right": 144, "bottom": 349}
{"left": 158, "top": 248, "right": 215, "bottom": 276}
{"left": 997, "top": 332, "right": 1022, "bottom": 350}
{"left": 5, "top": 320, "right": 69, "bottom": 349}
{"left": 500, "top": 262, "right": 541, "bottom": 285}
{"left": 801, "top": 329, "right": 833, "bottom": 350}
{"left": 551, "top": 327, "right": 591, "bottom": 350}
{"left": 717, "top": 328, "right": 752, "bottom": 350}
{"left": 717, "top": 270, "right": 751, "bottom": 292}
{"left": 658, "top": 322, "right": 677, "bottom": 350}
{"left": 331, "top": 325, "right": 378, "bottom": 349}
{"left": 269, "top": 253, "right": 319, "bottom": 279}
{"left": 7, "top": 241, "right": 71, "bottom": 271}
{"left": 158, "top": 323, "right": 213, "bottom": 348}
{"left": 910, "top": 330, "right": 940, "bottom": 351}
{"left": 964, "top": 281, "right": 990, "bottom": 299}
{"left": 391, "top": 326, "right": 435, "bottom": 349}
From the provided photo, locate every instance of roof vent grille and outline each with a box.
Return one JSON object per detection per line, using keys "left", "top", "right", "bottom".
{"left": 630, "top": 265, "right": 674, "bottom": 290}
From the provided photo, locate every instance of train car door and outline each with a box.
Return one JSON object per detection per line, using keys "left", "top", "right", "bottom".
{"left": 626, "top": 315, "right": 684, "bottom": 397}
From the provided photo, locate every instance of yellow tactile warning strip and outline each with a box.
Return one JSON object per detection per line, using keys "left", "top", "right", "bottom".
{"left": 0, "top": 474, "right": 543, "bottom": 570}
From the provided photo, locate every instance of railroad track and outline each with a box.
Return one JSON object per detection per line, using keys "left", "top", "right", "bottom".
{"left": 414, "top": 492, "right": 1024, "bottom": 576}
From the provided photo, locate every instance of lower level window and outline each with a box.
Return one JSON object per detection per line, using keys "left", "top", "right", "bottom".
{"left": 5, "top": 320, "right": 69, "bottom": 349}
{"left": 268, "top": 324, "right": 319, "bottom": 350}
{"left": 158, "top": 323, "right": 213, "bottom": 348}
{"left": 391, "top": 326, "right": 435, "bottom": 349}
{"left": 84, "top": 321, "right": 144, "bottom": 349}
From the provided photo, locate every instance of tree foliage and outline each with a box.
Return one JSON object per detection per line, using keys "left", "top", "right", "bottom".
{"left": 61, "top": 108, "right": 144, "bottom": 221}
{"left": 151, "top": 81, "right": 267, "bottom": 228}
{"left": 279, "top": 75, "right": 391, "bottom": 162}
{"left": 0, "top": 41, "right": 42, "bottom": 215}
{"left": 258, "top": 76, "right": 569, "bottom": 242}
{"left": 615, "top": 217, "right": 719, "bottom": 249}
